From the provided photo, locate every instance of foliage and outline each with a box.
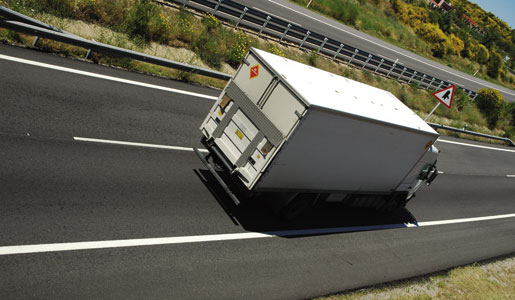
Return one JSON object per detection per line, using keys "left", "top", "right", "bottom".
{"left": 125, "top": 0, "right": 155, "bottom": 42}
{"left": 448, "top": 34, "right": 464, "bottom": 56}
{"left": 475, "top": 88, "right": 505, "bottom": 128}
{"left": 307, "top": 50, "right": 318, "bottom": 67}
{"left": 267, "top": 45, "right": 285, "bottom": 57}
{"left": 415, "top": 23, "right": 449, "bottom": 57}
{"left": 227, "top": 31, "right": 251, "bottom": 67}
{"left": 201, "top": 13, "right": 220, "bottom": 32}
{"left": 304, "top": 0, "right": 360, "bottom": 26}
{"left": 194, "top": 31, "right": 225, "bottom": 68}
{"left": 475, "top": 44, "right": 489, "bottom": 64}
{"left": 176, "top": 11, "right": 194, "bottom": 43}
{"left": 453, "top": 87, "right": 470, "bottom": 111}
{"left": 391, "top": 0, "right": 428, "bottom": 28}
{"left": 487, "top": 51, "right": 503, "bottom": 78}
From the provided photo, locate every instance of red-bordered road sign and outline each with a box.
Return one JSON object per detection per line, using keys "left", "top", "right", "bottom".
{"left": 432, "top": 85, "right": 455, "bottom": 108}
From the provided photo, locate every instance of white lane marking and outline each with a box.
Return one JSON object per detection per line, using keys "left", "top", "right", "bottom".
{"left": 73, "top": 137, "right": 208, "bottom": 153}
{"left": 1, "top": 213, "right": 514, "bottom": 256}
{"left": 251, "top": 6, "right": 301, "bottom": 27}
{"left": 436, "top": 139, "right": 515, "bottom": 153}
{"left": 0, "top": 54, "right": 218, "bottom": 100}
{"left": 507, "top": 175, "right": 515, "bottom": 177}
{"left": 267, "top": 0, "right": 515, "bottom": 96}
{"left": 437, "top": 171, "right": 444, "bottom": 174}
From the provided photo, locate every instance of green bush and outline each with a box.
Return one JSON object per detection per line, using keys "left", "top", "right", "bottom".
{"left": 227, "top": 31, "right": 251, "bottom": 67}
{"left": 487, "top": 51, "right": 503, "bottom": 79}
{"left": 194, "top": 31, "right": 226, "bottom": 68}
{"left": 475, "top": 44, "right": 489, "bottom": 64}
{"left": 307, "top": 50, "right": 318, "bottom": 67}
{"left": 453, "top": 88, "right": 470, "bottom": 111}
{"left": 125, "top": 0, "right": 155, "bottom": 42}
{"left": 201, "top": 13, "right": 220, "bottom": 32}
{"left": 475, "top": 88, "right": 505, "bottom": 128}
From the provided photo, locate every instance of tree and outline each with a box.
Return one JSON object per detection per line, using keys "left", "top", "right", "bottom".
{"left": 487, "top": 51, "right": 503, "bottom": 78}
{"left": 415, "top": 23, "right": 449, "bottom": 57}
{"left": 475, "top": 44, "right": 489, "bottom": 64}
{"left": 475, "top": 88, "right": 504, "bottom": 128}
{"left": 449, "top": 34, "right": 464, "bottom": 56}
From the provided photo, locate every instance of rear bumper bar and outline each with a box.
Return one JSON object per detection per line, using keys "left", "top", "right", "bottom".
{"left": 193, "top": 146, "right": 241, "bottom": 206}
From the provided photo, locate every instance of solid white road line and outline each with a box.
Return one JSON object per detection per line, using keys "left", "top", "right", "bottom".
{"left": 1, "top": 213, "right": 514, "bottom": 256}
{"left": 266, "top": 0, "right": 514, "bottom": 96}
{"left": 73, "top": 137, "right": 208, "bottom": 153}
{"left": 0, "top": 54, "right": 218, "bottom": 100}
{"left": 436, "top": 139, "right": 515, "bottom": 153}
{"left": 507, "top": 175, "right": 515, "bottom": 178}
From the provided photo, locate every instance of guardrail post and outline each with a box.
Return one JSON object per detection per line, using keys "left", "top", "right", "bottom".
{"left": 32, "top": 36, "right": 39, "bottom": 47}
{"left": 333, "top": 43, "right": 344, "bottom": 60}
{"left": 280, "top": 23, "right": 291, "bottom": 42}
{"left": 408, "top": 71, "right": 417, "bottom": 84}
{"left": 472, "top": 93, "right": 478, "bottom": 101}
{"left": 258, "top": 16, "right": 271, "bottom": 37}
{"left": 420, "top": 74, "right": 426, "bottom": 87}
{"left": 236, "top": 7, "right": 248, "bottom": 28}
{"left": 361, "top": 54, "right": 372, "bottom": 70}
{"left": 318, "top": 37, "right": 328, "bottom": 52}
{"left": 386, "top": 59, "right": 398, "bottom": 77}
{"left": 182, "top": 0, "right": 189, "bottom": 8}
{"left": 299, "top": 30, "right": 310, "bottom": 49}
{"left": 398, "top": 67, "right": 407, "bottom": 79}
{"left": 212, "top": 0, "right": 223, "bottom": 15}
{"left": 426, "top": 77, "right": 435, "bottom": 90}
{"left": 348, "top": 49, "right": 359, "bottom": 65}
{"left": 374, "top": 58, "right": 384, "bottom": 73}
{"left": 437, "top": 80, "right": 443, "bottom": 89}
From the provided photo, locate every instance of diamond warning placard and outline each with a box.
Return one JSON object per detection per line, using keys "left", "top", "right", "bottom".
{"left": 250, "top": 64, "right": 259, "bottom": 79}
{"left": 433, "top": 85, "right": 455, "bottom": 108}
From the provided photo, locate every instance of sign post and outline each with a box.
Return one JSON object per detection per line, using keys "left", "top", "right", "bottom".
{"left": 425, "top": 85, "right": 455, "bottom": 121}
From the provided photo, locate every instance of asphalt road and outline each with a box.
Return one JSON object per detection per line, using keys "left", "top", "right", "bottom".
{"left": 1, "top": 45, "right": 514, "bottom": 300}
{"left": 233, "top": 0, "right": 515, "bottom": 102}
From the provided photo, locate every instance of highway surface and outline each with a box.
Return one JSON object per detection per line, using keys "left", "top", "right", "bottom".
{"left": 1, "top": 44, "right": 514, "bottom": 299}
{"left": 231, "top": 0, "right": 515, "bottom": 102}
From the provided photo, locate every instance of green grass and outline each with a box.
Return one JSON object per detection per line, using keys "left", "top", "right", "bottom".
{"left": 317, "top": 256, "right": 515, "bottom": 300}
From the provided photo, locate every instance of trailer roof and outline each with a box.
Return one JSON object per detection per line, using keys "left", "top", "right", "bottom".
{"left": 251, "top": 48, "right": 438, "bottom": 135}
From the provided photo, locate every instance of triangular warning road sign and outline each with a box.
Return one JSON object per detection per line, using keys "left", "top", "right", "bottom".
{"left": 433, "top": 85, "right": 455, "bottom": 108}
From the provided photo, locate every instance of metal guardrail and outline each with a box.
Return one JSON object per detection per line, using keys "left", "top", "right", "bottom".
{"left": 172, "top": 0, "right": 478, "bottom": 100}
{"left": 428, "top": 122, "right": 515, "bottom": 147}
{"left": 0, "top": 6, "right": 232, "bottom": 80}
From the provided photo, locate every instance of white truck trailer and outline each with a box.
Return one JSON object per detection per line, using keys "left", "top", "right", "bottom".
{"left": 194, "top": 48, "right": 439, "bottom": 219}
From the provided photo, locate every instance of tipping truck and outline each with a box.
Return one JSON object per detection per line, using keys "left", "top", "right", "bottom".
{"left": 194, "top": 48, "right": 439, "bottom": 219}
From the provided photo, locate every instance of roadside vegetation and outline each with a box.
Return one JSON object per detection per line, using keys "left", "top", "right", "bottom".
{"left": 292, "top": 0, "right": 515, "bottom": 90}
{"left": 317, "top": 255, "right": 515, "bottom": 300}
{"left": 0, "top": 0, "right": 513, "bottom": 141}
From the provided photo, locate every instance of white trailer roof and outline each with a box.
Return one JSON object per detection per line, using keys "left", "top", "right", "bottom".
{"left": 252, "top": 48, "right": 438, "bottom": 135}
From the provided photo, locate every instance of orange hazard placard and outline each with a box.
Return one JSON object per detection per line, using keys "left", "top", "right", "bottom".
{"left": 250, "top": 64, "right": 259, "bottom": 79}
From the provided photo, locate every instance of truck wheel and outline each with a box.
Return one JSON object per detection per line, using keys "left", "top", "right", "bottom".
{"left": 279, "top": 193, "right": 316, "bottom": 221}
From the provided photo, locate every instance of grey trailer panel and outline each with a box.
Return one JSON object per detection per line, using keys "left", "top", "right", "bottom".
{"left": 256, "top": 107, "right": 438, "bottom": 192}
